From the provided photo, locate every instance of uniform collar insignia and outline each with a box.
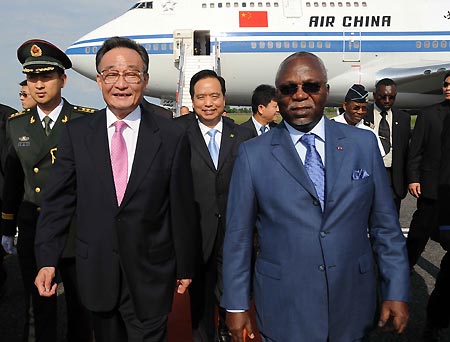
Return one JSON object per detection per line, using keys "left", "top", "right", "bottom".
{"left": 61, "top": 115, "right": 68, "bottom": 123}
{"left": 30, "top": 116, "right": 35, "bottom": 124}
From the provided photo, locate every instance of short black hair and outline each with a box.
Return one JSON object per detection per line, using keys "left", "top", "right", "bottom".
{"left": 375, "top": 78, "right": 396, "bottom": 90}
{"left": 189, "top": 69, "right": 226, "bottom": 99}
{"left": 19, "top": 80, "right": 27, "bottom": 86}
{"left": 95, "top": 36, "right": 149, "bottom": 73}
{"left": 443, "top": 71, "right": 450, "bottom": 81}
{"left": 251, "top": 84, "right": 276, "bottom": 114}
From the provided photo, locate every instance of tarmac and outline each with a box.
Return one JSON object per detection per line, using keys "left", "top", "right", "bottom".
{"left": 0, "top": 193, "right": 448, "bottom": 342}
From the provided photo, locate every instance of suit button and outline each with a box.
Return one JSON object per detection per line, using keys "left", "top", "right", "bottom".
{"left": 320, "top": 231, "right": 326, "bottom": 238}
{"left": 33, "top": 167, "right": 39, "bottom": 174}
{"left": 35, "top": 187, "right": 41, "bottom": 193}
{"left": 319, "top": 265, "right": 325, "bottom": 271}
{"left": 313, "top": 199, "right": 320, "bottom": 206}
{"left": 215, "top": 213, "right": 222, "bottom": 218}
{"left": 36, "top": 207, "right": 41, "bottom": 212}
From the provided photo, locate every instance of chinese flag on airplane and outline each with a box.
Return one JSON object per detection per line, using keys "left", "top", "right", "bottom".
{"left": 239, "top": 11, "right": 268, "bottom": 27}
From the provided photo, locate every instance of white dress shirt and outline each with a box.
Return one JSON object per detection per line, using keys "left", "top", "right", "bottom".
{"left": 251, "top": 116, "right": 270, "bottom": 136}
{"left": 373, "top": 104, "right": 393, "bottom": 167}
{"left": 37, "top": 99, "right": 63, "bottom": 130}
{"left": 198, "top": 117, "right": 223, "bottom": 148}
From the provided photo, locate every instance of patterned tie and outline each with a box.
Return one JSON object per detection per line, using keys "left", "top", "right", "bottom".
{"left": 111, "top": 121, "right": 128, "bottom": 205}
{"left": 43, "top": 116, "right": 52, "bottom": 136}
{"left": 300, "top": 133, "right": 325, "bottom": 210}
{"left": 378, "top": 111, "right": 391, "bottom": 154}
{"left": 260, "top": 125, "right": 268, "bottom": 135}
{"left": 207, "top": 128, "right": 219, "bottom": 169}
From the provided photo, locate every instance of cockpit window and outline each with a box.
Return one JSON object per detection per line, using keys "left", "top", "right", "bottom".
{"left": 129, "top": 1, "right": 153, "bottom": 10}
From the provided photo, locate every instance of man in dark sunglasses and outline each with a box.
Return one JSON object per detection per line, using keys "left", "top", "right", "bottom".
{"left": 221, "top": 52, "right": 409, "bottom": 342}
{"left": 408, "top": 71, "right": 450, "bottom": 340}
{"left": 365, "top": 78, "right": 411, "bottom": 214}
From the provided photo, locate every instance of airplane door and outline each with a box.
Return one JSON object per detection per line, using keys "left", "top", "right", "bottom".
{"left": 342, "top": 31, "right": 361, "bottom": 62}
{"left": 173, "top": 29, "right": 193, "bottom": 63}
{"left": 282, "top": 0, "right": 303, "bottom": 17}
{"left": 194, "top": 31, "right": 211, "bottom": 56}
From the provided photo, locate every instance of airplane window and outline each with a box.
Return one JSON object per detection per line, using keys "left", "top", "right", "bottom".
{"left": 309, "top": 41, "right": 315, "bottom": 48}
{"left": 314, "top": 2, "right": 319, "bottom": 7}
{"left": 250, "top": 2, "right": 255, "bottom": 7}
{"left": 161, "top": 43, "right": 166, "bottom": 50}
{"left": 202, "top": 3, "right": 207, "bottom": 8}
{"left": 210, "top": 3, "right": 215, "bottom": 8}
{"left": 268, "top": 42, "right": 274, "bottom": 49}
{"left": 258, "top": 2, "right": 263, "bottom": 6}
{"left": 416, "top": 41, "right": 422, "bottom": 49}
{"left": 317, "top": 41, "right": 323, "bottom": 48}
{"left": 346, "top": 2, "right": 350, "bottom": 6}
{"left": 362, "top": 2, "right": 367, "bottom": 6}
{"left": 276, "top": 42, "right": 281, "bottom": 49}
{"left": 322, "top": 2, "right": 327, "bottom": 7}
{"left": 326, "top": 42, "right": 331, "bottom": 48}
{"left": 330, "top": 2, "right": 335, "bottom": 7}
{"left": 266, "top": 2, "right": 271, "bottom": 7}
{"left": 301, "top": 41, "right": 307, "bottom": 48}
{"left": 353, "top": 41, "right": 359, "bottom": 49}
{"left": 153, "top": 44, "right": 159, "bottom": 51}
{"left": 234, "top": 2, "right": 238, "bottom": 6}
{"left": 274, "top": 2, "right": 279, "bottom": 6}
{"left": 259, "top": 41, "right": 265, "bottom": 49}
{"left": 432, "top": 41, "right": 438, "bottom": 48}
{"left": 442, "top": 41, "right": 447, "bottom": 48}
{"left": 284, "top": 42, "right": 290, "bottom": 48}
{"left": 306, "top": 2, "right": 311, "bottom": 6}
{"left": 242, "top": 2, "right": 246, "bottom": 7}
{"left": 251, "top": 42, "right": 257, "bottom": 49}
{"left": 292, "top": 41, "right": 298, "bottom": 49}
{"left": 354, "top": 2, "right": 359, "bottom": 7}
{"left": 424, "top": 41, "right": 430, "bottom": 48}
{"left": 85, "top": 47, "right": 90, "bottom": 54}
{"left": 338, "top": 2, "right": 343, "bottom": 7}
{"left": 218, "top": 3, "right": 223, "bottom": 8}
{"left": 226, "top": 2, "right": 231, "bottom": 7}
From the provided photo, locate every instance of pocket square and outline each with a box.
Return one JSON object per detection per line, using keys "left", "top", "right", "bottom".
{"left": 352, "top": 169, "right": 370, "bottom": 180}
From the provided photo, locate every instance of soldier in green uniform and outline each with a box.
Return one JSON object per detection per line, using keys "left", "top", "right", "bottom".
{"left": 1, "top": 39, "right": 94, "bottom": 342}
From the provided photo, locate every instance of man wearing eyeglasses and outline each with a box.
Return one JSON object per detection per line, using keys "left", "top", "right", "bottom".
{"left": 221, "top": 52, "right": 409, "bottom": 342}
{"left": 1, "top": 39, "right": 95, "bottom": 342}
{"left": 19, "top": 80, "right": 37, "bottom": 110}
{"left": 365, "top": 78, "right": 411, "bottom": 213}
{"left": 34, "top": 36, "right": 198, "bottom": 342}
{"left": 406, "top": 73, "right": 450, "bottom": 274}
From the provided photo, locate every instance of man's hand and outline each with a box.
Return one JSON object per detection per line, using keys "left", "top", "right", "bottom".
{"left": 408, "top": 183, "right": 421, "bottom": 198}
{"left": 378, "top": 300, "right": 409, "bottom": 334}
{"left": 226, "top": 311, "right": 254, "bottom": 342}
{"left": 1, "top": 235, "right": 17, "bottom": 255}
{"left": 34, "top": 267, "right": 57, "bottom": 297}
{"left": 176, "top": 278, "right": 192, "bottom": 294}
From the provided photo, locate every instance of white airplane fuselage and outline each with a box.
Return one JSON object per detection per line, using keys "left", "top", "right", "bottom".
{"left": 67, "top": 0, "right": 450, "bottom": 108}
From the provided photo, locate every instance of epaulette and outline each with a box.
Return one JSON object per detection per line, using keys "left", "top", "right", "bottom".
{"left": 363, "top": 120, "right": 375, "bottom": 130}
{"left": 8, "top": 108, "right": 30, "bottom": 120}
{"left": 73, "top": 106, "right": 96, "bottom": 114}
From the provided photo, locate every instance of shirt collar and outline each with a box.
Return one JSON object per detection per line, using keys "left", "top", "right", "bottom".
{"left": 285, "top": 115, "right": 326, "bottom": 145}
{"left": 106, "top": 106, "right": 141, "bottom": 131}
{"left": 37, "top": 99, "right": 63, "bottom": 123}
{"left": 198, "top": 117, "right": 223, "bottom": 136}
{"left": 374, "top": 104, "right": 392, "bottom": 115}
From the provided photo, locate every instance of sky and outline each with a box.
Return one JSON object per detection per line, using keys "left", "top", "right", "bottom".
{"left": 1, "top": 1, "right": 138, "bottom": 111}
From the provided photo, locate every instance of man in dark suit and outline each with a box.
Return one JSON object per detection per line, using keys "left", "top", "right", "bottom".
{"left": 407, "top": 72, "right": 450, "bottom": 270}
{"left": 426, "top": 74, "right": 450, "bottom": 340}
{"left": 221, "top": 52, "right": 409, "bottom": 342}
{"left": 34, "top": 37, "right": 198, "bottom": 342}
{"left": 141, "top": 97, "right": 173, "bottom": 119}
{"left": 365, "top": 78, "right": 411, "bottom": 212}
{"left": 1, "top": 39, "right": 94, "bottom": 342}
{"left": 174, "top": 70, "right": 253, "bottom": 342}
{"left": 241, "top": 84, "right": 279, "bottom": 137}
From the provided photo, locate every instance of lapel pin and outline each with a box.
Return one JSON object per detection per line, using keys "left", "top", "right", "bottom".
{"left": 30, "top": 116, "right": 35, "bottom": 124}
{"left": 395, "top": 121, "right": 399, "bottom": 125}
{"left": 62, "top": 115, "right": 68, "bottom": 123}
{"left": 230, "top": 133, "right": 235, "bottom": 138}
{"left": 337, "top": 146, "right": 343, "bottom": 151}
{"left": 19, "top": 136, "right": 30, "bottom": 142}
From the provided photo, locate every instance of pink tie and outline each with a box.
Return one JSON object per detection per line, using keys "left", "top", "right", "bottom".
{"left": 111, "top": 121, "right": 128, "bottom": 205}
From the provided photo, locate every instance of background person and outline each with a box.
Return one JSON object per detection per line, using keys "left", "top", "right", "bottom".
{"left": 19, "top": 80, "right": 37, "bottom": 110}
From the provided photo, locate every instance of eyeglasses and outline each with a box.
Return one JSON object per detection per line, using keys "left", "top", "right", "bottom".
{"left": 443, "top": 81, "right": 450, "bottom": 88}
{"left": 277, "top": 82, "right": 326, "bottom": 96}
{"left": 99, "top": 70, "right": 143, "bottom": 84}
{"left": 19, "top": 92, "right": 29, "bottom": 98}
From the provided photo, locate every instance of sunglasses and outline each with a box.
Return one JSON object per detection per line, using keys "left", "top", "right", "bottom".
{"left": 443, "top": 81, "right": 450, "bottom": 88}
{"left": 278, "top": 82, "right": 326, "bottom": 96}
{"left": 19, "top": 92, "right": 29, "bottom": 98}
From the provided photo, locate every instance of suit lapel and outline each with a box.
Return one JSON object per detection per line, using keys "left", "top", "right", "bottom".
{"left": 217, "top": 119, "right": 234, "bottom": 172}
{"left": 84, "top": 110, "right": 117, "bottom": 205}
{"left": 271, "top": 123, "right": 317, "bottom": 199}
{"left": 324, "top": 119, "right": 346, "bottom": 201}
{"left": 188, "top": 121, "right": 216, "bottom": 172}
{"left": 120, "top": 110, "right": 162, "bottom": 208}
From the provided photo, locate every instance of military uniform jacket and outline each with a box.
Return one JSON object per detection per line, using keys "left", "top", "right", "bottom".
{"left": 1, "top": 99, "right": 95, "bottom": 253}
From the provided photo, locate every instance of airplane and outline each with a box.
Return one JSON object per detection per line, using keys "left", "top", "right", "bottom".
{"left": 66, "top": 0, "right": 450, "bottom": 111}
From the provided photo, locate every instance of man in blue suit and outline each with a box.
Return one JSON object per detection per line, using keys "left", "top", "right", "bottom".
{"left": 221, "top": 52, "right": 410, "bottom": 342}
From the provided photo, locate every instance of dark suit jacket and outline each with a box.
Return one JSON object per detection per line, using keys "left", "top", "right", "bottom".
{"left": 221, "top": 119, "right": 409, "bottom": 341}
{"left": 407, "top": 101, "right": 449, "bottom": 200}
{"left": 366, "top": 104, "right": 410, "bottom": 199}
{"left": 141, "top": 98, "right": 173, "bottom": 119}
{"left": 174, "top": 113, "right": 253, "bottom": 262}
{"left": 0, "top": 104, "right": 17, "bottom": 192}
{"left": 437, "top": 107, "right": 450, "bottom": 249}
{"left": 35, "top": 105, "right": 198, "bottom": 320}
{"left": 240, "top": 116, "right": 277, "bottom": 137}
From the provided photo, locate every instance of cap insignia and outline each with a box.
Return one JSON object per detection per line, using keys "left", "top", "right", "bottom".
{"left": 30, "top": 44, "right": 42, "bottom": 57}
{"left": 19, "top": 136, "right": 30, "bottom": 142}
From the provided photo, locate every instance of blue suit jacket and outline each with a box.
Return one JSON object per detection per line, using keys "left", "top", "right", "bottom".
{"left": 221, "top": 118, "right": 409, "bottom": 341}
